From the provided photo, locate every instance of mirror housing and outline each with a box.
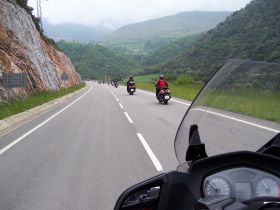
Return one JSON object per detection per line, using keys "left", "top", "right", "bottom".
{"left": 114, "top": 174, "right": 167, "bottom": 210}
{"left": 114, "top": 171, "right": 197, "bottom": 210}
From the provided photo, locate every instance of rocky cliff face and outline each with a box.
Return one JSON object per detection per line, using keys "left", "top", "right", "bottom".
{"left": 0, "top": 0, "right": 82, "bottom": 102}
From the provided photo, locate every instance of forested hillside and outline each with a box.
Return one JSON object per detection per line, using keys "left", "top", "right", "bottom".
{"left": 142, "top": 34, "right": 200, "bottom": 66}
{"left": 57, "top": 41, "right": 140, "bottom": 79}
{"left": 162, "top": 0, "right": 280, "bottom": 81}
{"left": 103, "top": 11, "right": 231, "bottom": 54}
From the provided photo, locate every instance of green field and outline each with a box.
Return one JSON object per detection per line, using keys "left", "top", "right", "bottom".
{"left": 199, "top": 90, "right": 280, "bottom": 123}
{"left": 134, "top": 74, "right": 158, "bottom": 83}
{"left": 0, "top": 83, "right": 85, "bottom": 120}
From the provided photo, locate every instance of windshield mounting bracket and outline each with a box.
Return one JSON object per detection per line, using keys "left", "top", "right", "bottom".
{"left": 185, "top": 125, "right": 208, "bottom": 162}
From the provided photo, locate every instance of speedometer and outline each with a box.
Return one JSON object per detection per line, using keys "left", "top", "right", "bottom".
{"left": 204, "top": 177, "right": 231, "bottom": 197}
{"left": 256, "top": 177, "right": 280, "bottom": 197}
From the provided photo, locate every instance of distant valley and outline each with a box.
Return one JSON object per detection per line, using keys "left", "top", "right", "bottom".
{"left": 43, "top": 20, "right": 113, "bottom": 42}
{"left": 55, "top": 0, "right": 280, "bottom": 82}
{"left": 102, "top": 11, "right": 232, "bottom": 54}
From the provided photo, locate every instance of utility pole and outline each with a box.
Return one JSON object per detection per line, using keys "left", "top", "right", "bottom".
{"left": 36, "top": 0, "right": 48, "bottom": 31}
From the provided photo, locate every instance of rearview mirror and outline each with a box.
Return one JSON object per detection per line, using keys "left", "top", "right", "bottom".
{"left": 114, "top": 171, "right": 196, "bottom": 210}
{"left": 114, "top": 174, "right": 167, "bottom": 210}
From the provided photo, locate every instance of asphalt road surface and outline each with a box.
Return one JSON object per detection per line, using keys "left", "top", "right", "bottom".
{"left": 0, "top": 82, "right": 188, "bottom": 210}
{"left": 0, "top": 82, "right": 279, "bottom": 210}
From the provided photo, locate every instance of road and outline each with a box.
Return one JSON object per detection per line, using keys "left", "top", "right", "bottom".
{"left": 0, "top": 82, "right": 188, "bottom": 210}
{"left": 0, "top": 82, "right": 279, "bottom": 210}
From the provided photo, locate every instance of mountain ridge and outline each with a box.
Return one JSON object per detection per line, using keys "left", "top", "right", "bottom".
{"left": 160, "top": 0, "right": 280, "bottom": 81}
{"left": 102, "top": 11, "right": 232, "bottom": 54}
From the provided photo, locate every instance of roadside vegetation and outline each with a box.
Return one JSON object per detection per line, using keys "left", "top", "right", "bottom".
{"left": 0, "top": 83, "right": 85, "bottom": 120}
{"left": 199, "top": 89, "right": 280, "bottom": 123}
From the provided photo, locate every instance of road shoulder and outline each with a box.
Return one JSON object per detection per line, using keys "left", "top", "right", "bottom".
{"left": 0, "top": 83, "right": 89, "bottom": 138}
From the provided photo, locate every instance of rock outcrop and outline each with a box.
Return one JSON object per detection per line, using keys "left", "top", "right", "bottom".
{"left": 0, "top": 0, "right": 82, "bottom": 102}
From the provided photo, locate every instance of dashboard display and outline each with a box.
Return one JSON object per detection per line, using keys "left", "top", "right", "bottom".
{"left": 256, "top": 177, "right": 280, "bottom": 197}
{"left": 204, "top": 177, "right": 231, "bottom": 197}
{"left": 203, "top": 167, "right": 280, "bottom": 201}
{"left": 234, "top": 183, "right": 252, "bottom": 200}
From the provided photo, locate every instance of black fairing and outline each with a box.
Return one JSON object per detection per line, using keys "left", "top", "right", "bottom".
{"left": 115, "top": 151, "right": 280, "bottom": 210}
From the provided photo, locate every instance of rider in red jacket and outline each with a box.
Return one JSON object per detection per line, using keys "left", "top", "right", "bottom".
{"left": 156, "top": 75, "right": 168, "bottom": 97}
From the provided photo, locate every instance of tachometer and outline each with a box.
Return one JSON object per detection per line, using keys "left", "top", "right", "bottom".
{"left": 256, "top": 177, "right": 280, "bottom": 197}
{"left": 204, "top": 177, "right": 231, "bottom": 197}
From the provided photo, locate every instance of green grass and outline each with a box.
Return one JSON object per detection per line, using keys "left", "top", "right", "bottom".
{"left": 0, "top": 83, "right": 86, "bottom": 120}
{"left": 199, "top": 90, "right": 280, "bottom": 123}
{"left": 134, "top": 74, "right": 158, "bottom": 83}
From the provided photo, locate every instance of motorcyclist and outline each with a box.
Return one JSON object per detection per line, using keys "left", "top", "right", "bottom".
{"left": 113, "top": 79, "right": 118, "bottom": 87}
{"left": 155, "top": 75, "right": 168, "bottom": 97}
{"left": 126, "top": 76, "right": 135, "bottom": 91}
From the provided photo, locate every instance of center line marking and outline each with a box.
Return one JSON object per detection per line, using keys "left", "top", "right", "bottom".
{"left": 119, "top": 103, "right": 124, "bottom": 109}
{"left": 0, "top": 84, "right": 93, "bottom": 156}
{"left": 124, "top": 112, "right": 133, "bottom": 123}
{"left": 116, "top": 98, "right": 119, "bottom": 102}
{"left": 137, "top": 133, "right": 163, "bottom": 172}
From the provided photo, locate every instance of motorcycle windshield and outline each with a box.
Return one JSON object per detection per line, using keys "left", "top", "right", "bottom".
{"left": 175, "top": 59, "right": 280, "bottom": 163}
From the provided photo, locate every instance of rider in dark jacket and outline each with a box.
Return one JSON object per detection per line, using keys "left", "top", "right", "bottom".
{"left": 127, "top": 76, "right": 135, "bottom": 91}
{"left": 155, "top": 75, "right": 168, "bottom": 97}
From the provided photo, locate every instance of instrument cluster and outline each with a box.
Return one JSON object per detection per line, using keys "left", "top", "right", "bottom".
{"left": 202, "top": 167, "right": 280, "bottom": 201}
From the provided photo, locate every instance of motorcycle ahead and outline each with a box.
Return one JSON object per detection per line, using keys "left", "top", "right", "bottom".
{"left": 127, "top": 81, "right": 136, "bottom": 95}
{"left": 157, "top": 87, "right": 171, "bottom": 105}
{"left": 114, "top": 59, "right": 280, "bottom": 210}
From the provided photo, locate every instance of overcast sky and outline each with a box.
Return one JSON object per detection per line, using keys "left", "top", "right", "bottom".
{"left": 28, "top": 0, "right": 252, "bottom": 29}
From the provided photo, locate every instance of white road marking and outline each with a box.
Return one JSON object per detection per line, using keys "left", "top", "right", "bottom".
{"left": 192, "top": 108, "right": 280, "bottom": 133}
{"left": 138, "top": 87, "right": 278, "bottom": 133}
{"left": 137, "top": 133, "right": 163, "bottom": 172}
{"left": 137, "top": 89, "right": 190, "bottom": 106}
{"left": 0, "top": 85, "right": 93, "bottom": 156}
{"left": 119, "top": 103, "right": 124, "bottom": 109}
{"left": 171, "top": 99, "right": 190, "bottom": 106}
{"left": 124, "top": 112, "right": 133, "bottom": 123}
{"left": 137, "top": 89, "right": 154, "bottom": 96}
{"left": 116, "top": 98, "right": 119, "bottom": 102}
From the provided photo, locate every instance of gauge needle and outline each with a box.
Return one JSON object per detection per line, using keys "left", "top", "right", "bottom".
{"left": 262, "top": 181, "right": 270, "bottom": 192}
{"left": 209, "top": 183, "right": 217, "bottom": 190}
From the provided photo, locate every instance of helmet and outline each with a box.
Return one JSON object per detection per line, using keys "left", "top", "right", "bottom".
{"left": 129, "top": 76, "right": 133, "bottom": 80}
{"left": 159, "top": 75, "right": 164, "bottom": 79}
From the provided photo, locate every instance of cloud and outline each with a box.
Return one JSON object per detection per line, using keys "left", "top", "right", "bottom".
{"left": 28, "top": 0, "right": 252, "bottom": 28}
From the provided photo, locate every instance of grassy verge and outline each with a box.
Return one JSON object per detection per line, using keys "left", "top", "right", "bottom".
{"left": 0, "top": 83, "right": 86, "bottom": 120}
{"left": 199, "top": 90, "right": 280, "bottom": 123}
